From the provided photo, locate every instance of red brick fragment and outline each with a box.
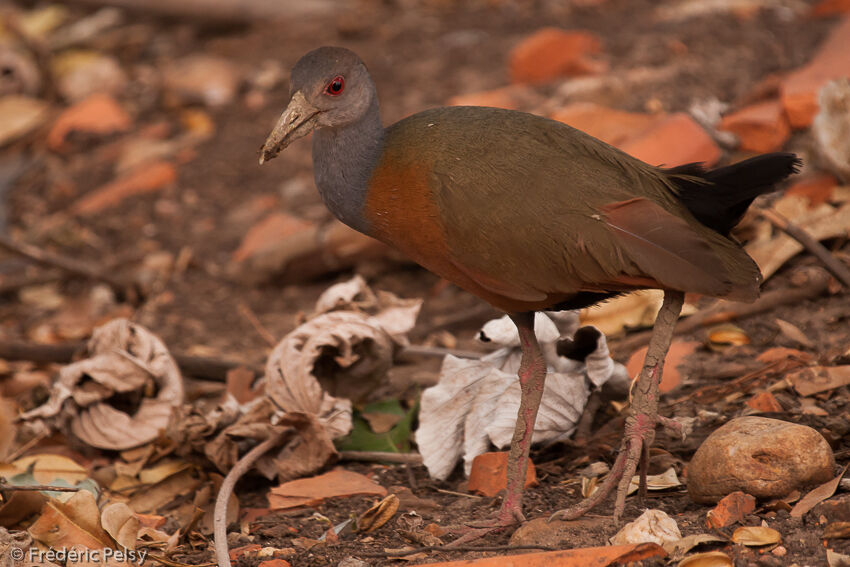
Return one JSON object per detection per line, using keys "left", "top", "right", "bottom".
{"left": 47, "top": 93, "right": 132, "bottom": 151}
{"left": 780, "top": 16, "right": 850, "bottom": 128}
{"left": 622, "top": 113, "right": 721, "bottom": 167}
{"left": 719, "top": 99, "right": 791, "bottom": 153}
{"left": 71, "top": 161, "right": 176, "bottom": 215}
{"left": 509, "top": 28, "right": 607, "bottom": 85}
{"left": 467, "top": 451, "right": 536, "bottom": 498}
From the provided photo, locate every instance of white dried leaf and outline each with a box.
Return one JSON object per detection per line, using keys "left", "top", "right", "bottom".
{"left": 313, "top": 275, "right": 376, "bottom": 314}
{"left": 19, "top": 318, "right": 183, "bottom": 450}
{"left": 610, "top": 509, "right": 682, "bottom": 546}
{"left": 478, "top": 313, "right": 561, "bottom": 346}
{"left": 417, "top": 312, "right": 626, "bottom": 480}
{"left": 418, "top": 357, "right": 504, "bottom": 480}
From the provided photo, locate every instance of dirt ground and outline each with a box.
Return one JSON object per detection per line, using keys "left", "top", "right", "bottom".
{"left": 3, "top": 0, "right": 850, "bottom": 566}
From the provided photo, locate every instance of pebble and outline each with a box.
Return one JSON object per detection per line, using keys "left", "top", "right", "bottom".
{"left": 688, "top": 416, "right": 835, "bottom": 503}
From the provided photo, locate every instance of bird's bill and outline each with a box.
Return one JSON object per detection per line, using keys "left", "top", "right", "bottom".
{"left": 259, "top": 91, "right": 320, "bottom": 165}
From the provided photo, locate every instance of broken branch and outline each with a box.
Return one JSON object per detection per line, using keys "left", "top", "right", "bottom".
{"left": 613, "top": 266, "right": 831, "bottom": 355}
{"left": 214, "top": 429, "right": 290, "bottom": 567}
{"left": 756, "top": 207, "right": 850, "bottom": 289}
{"left": 0, "top": 234, "right": 135, "bottom": 300}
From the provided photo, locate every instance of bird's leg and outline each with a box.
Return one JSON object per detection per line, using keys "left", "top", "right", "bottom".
{"left": 550, "top": 290, "right": 685, "bottom": 523}
{"left": 447, "top": 311, "right": 546, "bottom": 545}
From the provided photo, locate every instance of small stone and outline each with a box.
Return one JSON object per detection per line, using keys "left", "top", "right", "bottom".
{"left": 467, "top": 451, "right": 536, "bottom": 498}
{"left": 509, "top": 28, "right": 607, "bottom": 85}
{"left": 162, "top": 54, "right": 242, "bottom": 107}
{"left": 719, "top": 99, "right": 791, "bottom": 153}
{"left": 610, "top": 509, "right": 681, "bottom": 546}
{"left": 688, "top": 416, "right": 836, "bottom": 503}
{"left": 258, "top": 560, "right": 291, "bottom": 567}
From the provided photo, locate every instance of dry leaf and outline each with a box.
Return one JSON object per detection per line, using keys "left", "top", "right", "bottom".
{"left": 627, "top": 467, "right": 681, "bottom": 495}
{"left": 28, "top": 490, "right": 111, "bottom": 549}
{"left": 787, "top": 366, "right": 850, "bottom": 397}
{"left": 417, "top": 312, "right": 627, "bottom": 480}
{"left": 678, "top": 551, "right": 733, "bottom": 567}
{"left": 663, "top": 534, "right": 726, "bottom": 560}
{"left": 610, "top": 509, "right": 681, "bottom": 546}
{"left": 357, "top": 494, "right": 399, "bottom": 533}
{"left": 268, "top": 468, "right": 386, "bottom": 511}
{"left": 747, "top": 198, "right": 850, "bottom": 281}
{"left": 579, "top": 290, "right": 663, "bottom": 335}
{"left": 731, "top": 526, "right": 781, "bottom": 546}
{"left": 707, "top": 324, "right": 750, "bottom": 351}
{"left": 100, "top": 502, "right": 139, "bottom": 549}
{"left": 791, "top": 465, "right": 848, "bottom": 518}
{"left": 12, "top": 454, "right": 88, "bottom": 484}
{"left": 18, "top": 319, "right": 184, "bottom": 450}
{"left": 127, "top": 468, "right": 200, "bottom": 514}
{"left": 825, "top": 522, "right": 850, "bottom": 539}
{"left": 775, "top": 318, "right": 814, "bottom": 348}
{"left": 828, "top": 549, "right": 850, "bottom": 567}
{"left": 138, "top": 461, "right": 191, "bottom": 485}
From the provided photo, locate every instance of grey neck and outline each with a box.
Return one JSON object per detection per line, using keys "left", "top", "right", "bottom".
{"left": 312, "top": 98, "right": 384, "bottom": 235}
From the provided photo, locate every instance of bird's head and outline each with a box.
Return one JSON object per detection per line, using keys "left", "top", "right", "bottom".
{"left": 259, "top": 46, "right": 375, "bottom": 164}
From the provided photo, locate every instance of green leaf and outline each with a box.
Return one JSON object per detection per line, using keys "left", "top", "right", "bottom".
{"left": 335, "top": 399, "right": 418, "bottom": 454}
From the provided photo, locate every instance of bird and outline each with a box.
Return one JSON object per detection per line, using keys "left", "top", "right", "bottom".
{"left": 259, "top": 46, "right": 800, "bottom": 537}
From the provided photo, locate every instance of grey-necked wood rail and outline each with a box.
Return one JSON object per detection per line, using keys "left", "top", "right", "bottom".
{"left": 259, "top": 46, "right": 800, "bottom": 535}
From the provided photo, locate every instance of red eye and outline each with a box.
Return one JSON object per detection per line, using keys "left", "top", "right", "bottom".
{"left": 325, "top": 76, "right": 345, "bottom": 96}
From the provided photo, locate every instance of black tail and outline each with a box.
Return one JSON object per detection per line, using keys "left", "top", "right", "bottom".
{"left": 665, "top": 152, "right": 802, "bottom": 235}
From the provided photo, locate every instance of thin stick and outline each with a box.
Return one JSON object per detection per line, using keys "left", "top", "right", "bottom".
{"left": 359, "top": 543, "right": 558, "bottom": 558}
{"left": 756, "top": 207, "right": 850, "bottom": 289}
{"left": 0, "top": 482, "right": 81, "bottom": 492}
{"left": 399, "top": 345, "right": 485, "bottom": 359}
{"left": 435, "top": 488, "right": 482, "bottom": 499}
{"left": 237, "top": 302, "right": 277, "bottom": 347}
{"left": 214, "top": 429, "right": 289, "bottom": 567}
{"left": 0, "top": 234, "right": 131, "bottom": 296}
{"left": 145, "top": 555, "right": 216, "bottom": 567}
{"left": 338, "top": 450, "right": 423, "bottom": 464}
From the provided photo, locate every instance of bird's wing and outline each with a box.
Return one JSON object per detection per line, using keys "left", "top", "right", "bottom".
{"left": 391, "top": 107, "right": 761, "bottom": 303}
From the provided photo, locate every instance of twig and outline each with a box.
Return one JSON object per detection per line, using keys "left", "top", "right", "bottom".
{"left": 756, "top": 207, "right": 850, "bottom": 289}
{"left": 338, "top": 451, "right": 423, "bottom": 464}
{"left": 435, "top": 488, "right": 482, "bottom": 499}
{"left": 359, "top": 543, "right": 558, "bottom": 558}
{"left": 214, "top": 429, "right": 290, "bottom": 567}
{"left": 0, "top": 482, "right": 81, "bottom": 492}
{"left": 0, "top": 234, "right": 134, "bottom": 299}
{"left": 399, "top": 345, "right": 486, "bottom": 359}
{"left": 0, "top": 339, "right": 261, "bottom": 381}
{"left": 237, "top": 301, "right": 277, "bottom": 347}
{"left": 613, "top": 266, "right": 831, "bottom": 355}
{"left": 144, "top": 554, "right": 216, "bottom": 567}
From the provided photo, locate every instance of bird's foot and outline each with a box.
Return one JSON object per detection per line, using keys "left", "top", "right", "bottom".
{"left": 549, "top": 410, "right": 683, "bottom": 524}
{"left": 445, "top": 501, "right": 525, "bottom": 546}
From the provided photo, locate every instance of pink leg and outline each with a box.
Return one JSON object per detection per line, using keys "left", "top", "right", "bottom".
{"left": 448, "top": 311, "right": 546, "bottom": 545}
{"left": 550, "top": 290, "right": 685, "bottom": 523}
